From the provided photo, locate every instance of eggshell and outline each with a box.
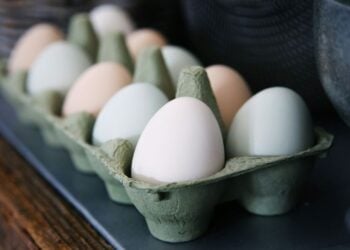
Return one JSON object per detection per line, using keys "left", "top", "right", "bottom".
{"left": 161, "top": 46, "right": 201, "bottom": 86}
{"left": 90, "top": 4, "right": 134, "bottom": 37}
{"left": 132, "top": 97, "right": 225, "bottom": 184}
{"left": 127, "top": 29, "right": 167, "bottom": 59}
{"left": 8, "top": 23, "right": 64, "bottom": 73}
{"left": 92, "top": 83, "right": 168, "bottom": 146}
{"left": 226, "top": 87, "right": 314, "bottom": 157}
{"left": 27, "top": 41, "right": 91, "bottom": 95}
{"left": 62, "top": 62, "right": 132, "bottom": 117}
{"left": 206, "top": 65, "right": 251, "bottom": 128}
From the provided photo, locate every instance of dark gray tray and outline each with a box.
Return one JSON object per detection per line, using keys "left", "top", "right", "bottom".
{"left": 0, "top": 93, "right": 349, "bottom": 249}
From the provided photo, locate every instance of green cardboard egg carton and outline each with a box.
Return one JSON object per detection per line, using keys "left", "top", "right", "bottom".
{"left": 0, "top": 13, "right": 334, "bottom": 243}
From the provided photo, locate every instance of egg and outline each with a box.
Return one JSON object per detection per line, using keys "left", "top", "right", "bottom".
{"left": 27, "top": 41, "right": 91, "bottom": 95}
{"left": 127, "top": 29, "right": 167, "bottom": 59}
{"left": 8, "top": 23, "right": 64, "bottom": 74}
{"left": 90, "top": 4, "right": 134, "bottom": 37}
{"left": 62, "top": 62, "right": 131, "bottom": 117}
{"left": 206, "top": 65, "right": 251, "bottom": 128}
{"left": 132, "top": 97, "right": 225, "bottom": 184}
{"left": 161, "top": 46, "right": 201, "bottom": 86}
{"left": 226, "top": 87, "right": 314, "bottom": 157}
{"left": 93, "top": 83, "right": 168, "bottom": 146}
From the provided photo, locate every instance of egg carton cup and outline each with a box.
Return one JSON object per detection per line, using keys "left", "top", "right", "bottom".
{"left": 53, "top": 111, "right": 134, "bottom": 204}
{"left": 0, "top": 68, "right": 30, "bottom": 123}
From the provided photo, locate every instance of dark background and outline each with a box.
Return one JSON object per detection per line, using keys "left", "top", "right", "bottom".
{"left": 0, "top": 0, "right": 338, "bottom": 120}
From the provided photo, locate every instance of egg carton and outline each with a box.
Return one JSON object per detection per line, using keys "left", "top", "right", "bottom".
{"left": 0, "top": 56, "right": 334, "bottom": 242}
{"left": 0, "top": 11, "right": 335, "bottom": 242}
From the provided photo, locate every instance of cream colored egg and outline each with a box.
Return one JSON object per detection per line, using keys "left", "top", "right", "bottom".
{"left": 127, "top": 29, "right": 167, "bottom": 59}
{"left": 206, "top": 65, "right": 251, "bottom": 128}
{"left": 90, "top": 4, "right": 134, "bottom": 37}
{"left": 132, "top": 97, "right": 225, "bottom": 184}
{"left": 62, "top": 62, "right": 132, "bottom": 117}
{"left": 226, "top": 87, "right": 314, "bottom": 157}
{"left": 8, "top": 23, "right": 64, "bottom": 73}
{"left": 27, "top": 41, "right": 91, "bottom": 95}
{"left": 92, "top": 83, "right": 168, "bottom": 147}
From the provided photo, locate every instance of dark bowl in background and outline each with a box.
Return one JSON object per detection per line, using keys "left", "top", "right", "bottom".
{"left": 91, "top": 0, "right": 188, "bottom": 47}
{"left": 181, "top": 0, "right": 335, "bottom": 118}
{"left": 315, "top": 0, "right": 350, "bottom": 126}
{"left": 0, "top": 0, "right": 341, "bottom": 120}
{"left": 111, "top": 0, "right": 337, "bottom": 118}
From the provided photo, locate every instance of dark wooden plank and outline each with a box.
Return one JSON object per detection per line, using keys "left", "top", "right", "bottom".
{"left": 0, "top": 136, "right": 113, "bottom": 249}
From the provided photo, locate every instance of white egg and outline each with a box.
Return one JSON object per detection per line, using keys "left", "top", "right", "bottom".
{"left": 161, "top": 46, "right": 201, "bottom": 86}
{"left": 90, "top": 4, "right": 134, "bottom": 37}
{"left": 92, "top": 83, "right": 168, "bottom": 147}
{"left": 226, "top": 87, "right": 314, "bottom": 157}
{"left": 27, "top": 41, "right": 91, "bottom": 95}
{"left": 132, "top": 97, "right": 225, "bottom": 184}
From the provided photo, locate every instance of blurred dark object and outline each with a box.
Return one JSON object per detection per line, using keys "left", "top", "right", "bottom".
{"left": 182, "top": 0, "right": 334, "bottom": 117}
{"left": 315, "top": 0, "right": 350, "bottom": 127}
{"left": 0, "top": 0, "right": 93, "bottom": 58}
{"left": 96, "top": 0, "right": 187, "bottom": 47}
{"left": 0, "top": 0, "right": 341, "bottom": 119}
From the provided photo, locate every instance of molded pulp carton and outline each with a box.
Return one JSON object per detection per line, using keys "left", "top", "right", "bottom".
{"left": 0, "top": 14, "right": 334, "bottom": 242}
{"left": 0, "top": 62, "right": 333, "bottom": 242}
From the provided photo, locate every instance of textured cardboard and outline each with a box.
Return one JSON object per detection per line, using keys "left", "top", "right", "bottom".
{"left": 58, "top": 112, "right": 95, "bottom": 173}
{"left": 97, "top": 32, "right": 134, "bottom": 74}
{"left": 86, "top": 139, "right": 133, "bottom": 204}
{"left": 133, "top": 46, "right": 175, "bottom": 99}
{"left": 67, "top": 13, "right": 98, "bottom": 61}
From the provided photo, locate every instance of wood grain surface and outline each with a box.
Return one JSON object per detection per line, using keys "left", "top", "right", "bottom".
{"left": 0, "top": 136, "right": 113, "bottom": 250}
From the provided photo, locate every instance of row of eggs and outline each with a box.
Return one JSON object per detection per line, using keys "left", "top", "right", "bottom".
{"left": 8, "top": 4, "right": 189, "bottom": 81}
{"left": 7, "top": 4, "right": 314, "bottom": 185}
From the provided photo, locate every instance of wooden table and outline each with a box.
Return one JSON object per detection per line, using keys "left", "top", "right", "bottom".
{"left": 0, "top": 136, "right": 112, "bottom": 249}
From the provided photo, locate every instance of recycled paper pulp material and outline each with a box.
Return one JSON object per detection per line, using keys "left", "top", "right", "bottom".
{"left": 67, "top": 13, "right": 99, "bottom": 61}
